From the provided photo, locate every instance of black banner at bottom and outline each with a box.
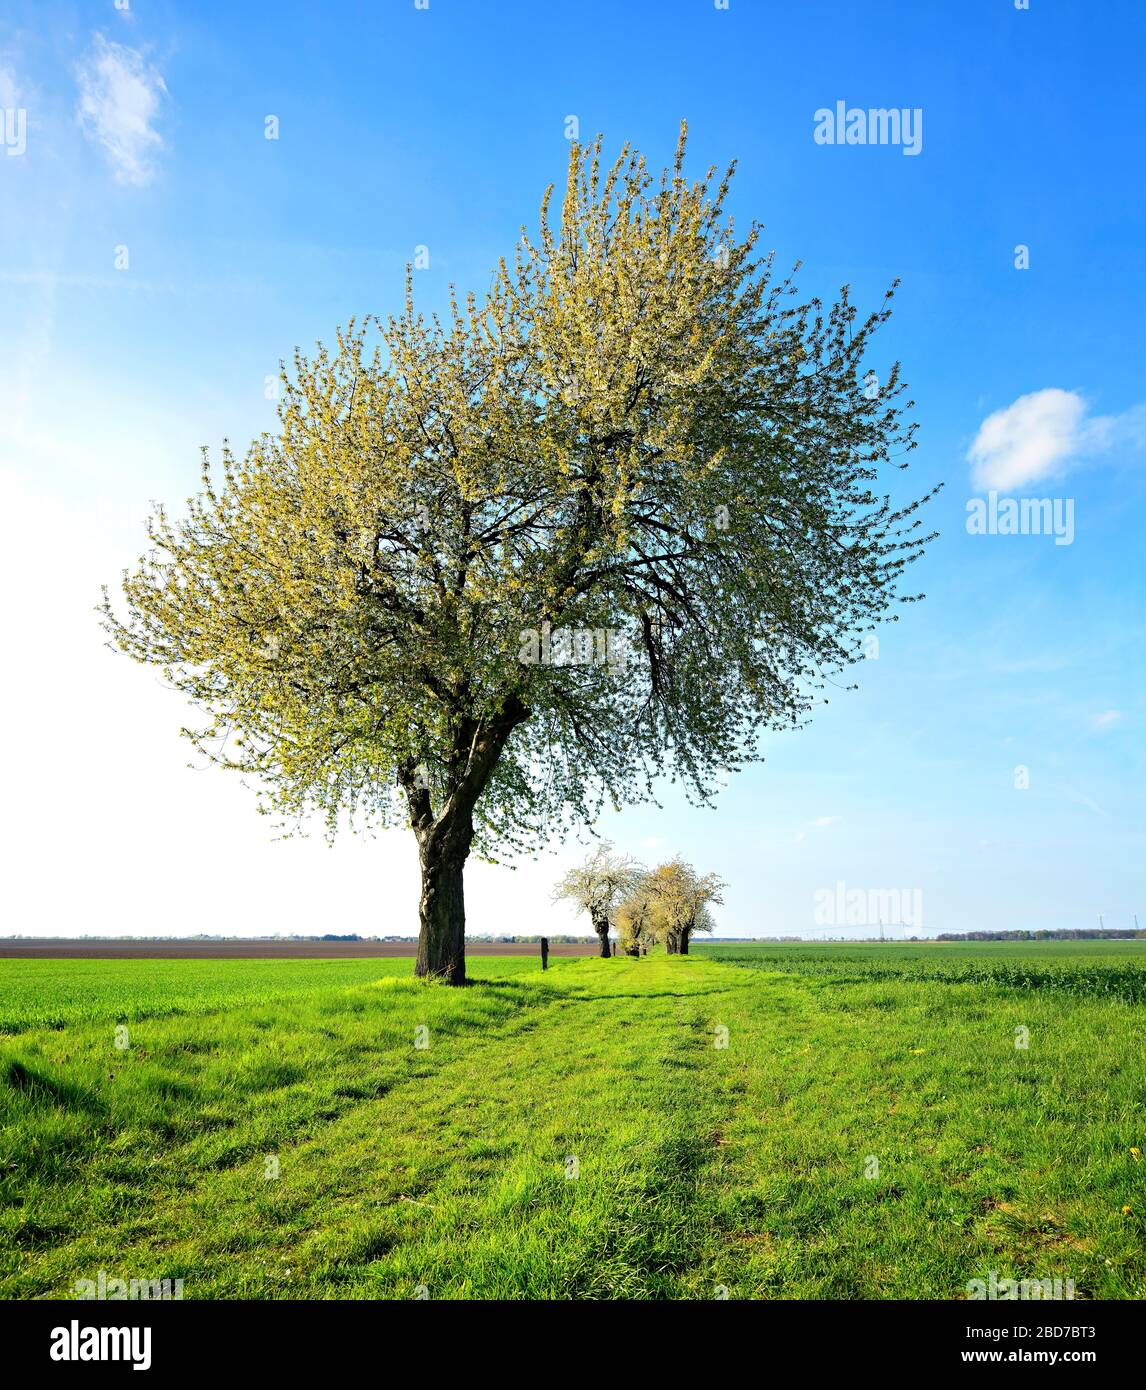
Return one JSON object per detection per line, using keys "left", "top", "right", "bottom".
{"left": 1, "top": 1296, "right": 1135, "bottom": 1375}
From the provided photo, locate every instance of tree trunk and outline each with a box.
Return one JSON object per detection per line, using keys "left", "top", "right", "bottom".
{"left": 402, "top": 698, "right": 529, "bottom": 987}
{"left": 414, "top": 826, "right": 470, "bottom": 986}
{"left": 679, "top": 931, "right": 690, "bottom": 955}
{"left": 624, "top": 941, "right": 640, "bottom": 958}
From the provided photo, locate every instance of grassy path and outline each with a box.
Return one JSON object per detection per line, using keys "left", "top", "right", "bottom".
{"left": 2, "top": 954, "right": 1143, "bottom": 1298}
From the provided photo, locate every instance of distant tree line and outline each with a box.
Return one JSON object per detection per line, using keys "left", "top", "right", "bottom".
{"left": 936, "top": 929, "right": 1145, "bottom": 941}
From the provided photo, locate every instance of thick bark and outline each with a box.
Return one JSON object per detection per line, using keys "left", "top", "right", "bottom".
{"left": 403, "top": 697, "right": 529, "bottom": 985}
{"left": 679, "top": 931, "right": 690, "bottom": 955}
{"left": 591, "top": 912, "right": 611, "bottom": 958}
{"left": 624, "top": 941, "right": 641, "bottom": 958}
{"left": 414, "top": 823, "right": 470, "bottom": 987}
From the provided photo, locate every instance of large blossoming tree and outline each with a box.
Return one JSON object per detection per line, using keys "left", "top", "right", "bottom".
{"left": 103, "top": 125, "right": 933, "bottom": 984}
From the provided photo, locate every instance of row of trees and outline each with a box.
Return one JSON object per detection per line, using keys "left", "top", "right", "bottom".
{"left": 552, "top": 842, "right": 724, "bottom": 957}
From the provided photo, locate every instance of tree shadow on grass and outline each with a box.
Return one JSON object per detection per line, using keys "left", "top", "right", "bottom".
{"left": 554, "top": 986, "right": 746, "bottom": 1002}
{"left": 1, "top": 1057, "right": 107, "bottom": 1117}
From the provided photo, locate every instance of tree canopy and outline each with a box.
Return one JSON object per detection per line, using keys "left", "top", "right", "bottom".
{"left": 103, "top": 123, "right": 933, "bottom": 983}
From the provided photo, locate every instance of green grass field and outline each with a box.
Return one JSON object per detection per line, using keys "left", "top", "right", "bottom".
{"left": 2, "top": 942, "right": 1144, "bottom": 1299}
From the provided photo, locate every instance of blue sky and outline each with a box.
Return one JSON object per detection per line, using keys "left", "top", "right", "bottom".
{"left": 1, "top": 0, "right": 1143, "bottom": 939}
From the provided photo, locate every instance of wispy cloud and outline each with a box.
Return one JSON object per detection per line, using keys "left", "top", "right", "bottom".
{"left": 75, "top": 34, "right": 166, "bottom": 185}
{"left": 968, "top": 389, "right": 1146, "bottom": 491}
{"left": 792, "top": 815, "right": 841, "bottom": 844}
{"left": 1062, "top": 787, "right": 1111, "bottom": 819}
{"left": 1088, "top": 710, "right": 1123, "bottom": 732}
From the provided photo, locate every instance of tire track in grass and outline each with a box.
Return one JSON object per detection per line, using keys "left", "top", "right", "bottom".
{"left": 556, "top": 961, "right": 759, "bottom": 1299}
{"left": 216, "top": 958, "right": 754, "bottom": 1299}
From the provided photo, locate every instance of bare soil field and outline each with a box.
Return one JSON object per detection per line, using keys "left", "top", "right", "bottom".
{"left": 0, "top": 938, "right": 600, "bottom": 959}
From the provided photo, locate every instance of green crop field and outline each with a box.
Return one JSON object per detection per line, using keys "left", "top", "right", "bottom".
{"left": 2, "top": 942, "right": 1144, "bottom": 1300}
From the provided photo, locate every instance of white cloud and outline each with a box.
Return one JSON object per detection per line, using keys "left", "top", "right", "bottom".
{"left": 968, "top": 389, "right": 1085, "bottom": 491}
{"left": 75, "top": 34, "right": 166, "bottom": 185}
{"left": 1088, "top": 710, "right": 1123, "bottom": 732}
{"left": 968, "top": 389, "right": 1146, "bottom": 491}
